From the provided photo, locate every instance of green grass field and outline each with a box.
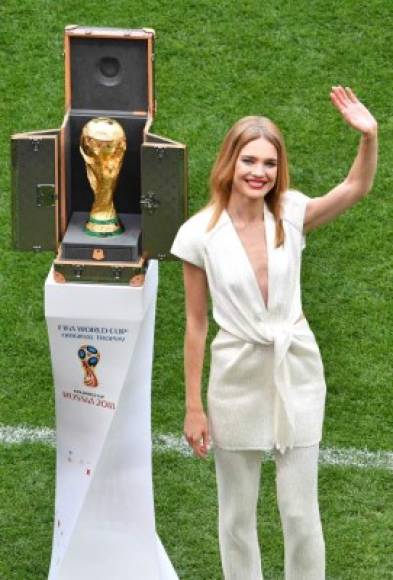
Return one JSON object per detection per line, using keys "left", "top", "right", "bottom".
{"left": 0, "top": 0, "right": 392, "bottom": 578}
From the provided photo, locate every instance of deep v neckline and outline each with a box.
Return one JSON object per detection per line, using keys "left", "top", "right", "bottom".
{"left": 225, "top": 202, "right": 271, "bottom": 312}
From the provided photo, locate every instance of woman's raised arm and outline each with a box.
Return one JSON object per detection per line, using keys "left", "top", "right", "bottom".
{"left": 304, "top": 86, "right": 378, "bottom": 233}
{"left": 182, "top": 261, "right": 210, "bottom": 458}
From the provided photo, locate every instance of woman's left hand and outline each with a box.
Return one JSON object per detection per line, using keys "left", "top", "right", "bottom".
{"left": 330, "top": 86, "right": 377, "bottom": 137}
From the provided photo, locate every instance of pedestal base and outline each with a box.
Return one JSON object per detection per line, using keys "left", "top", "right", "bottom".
{"left": 45, "top": 260, "right": 178, "bottom": 580}
{"left": 60, "top": 212, "right": 141, "bottom": 261}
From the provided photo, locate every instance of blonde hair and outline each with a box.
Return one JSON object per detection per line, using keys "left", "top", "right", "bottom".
{"left": 201, "top": 116, "right": 290, "bottom": 247}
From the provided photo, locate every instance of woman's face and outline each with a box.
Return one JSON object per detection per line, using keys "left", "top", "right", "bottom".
{"left": 231, "top": 136, "right": 278, "bottom": 201}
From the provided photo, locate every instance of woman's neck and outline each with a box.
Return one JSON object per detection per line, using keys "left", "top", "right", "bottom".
{"left": 226, "top": 191, "right": 265, "bottom": 224}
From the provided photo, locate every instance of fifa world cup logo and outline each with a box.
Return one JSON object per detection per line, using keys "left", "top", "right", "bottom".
{"left": 80, "top": 117, "right": 127, "bottom": 237}
{"left": 78, "top": 345, "right": 100, "bottom": 388}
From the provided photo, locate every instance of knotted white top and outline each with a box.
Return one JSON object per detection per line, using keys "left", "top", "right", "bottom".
{"left": 217, "top": 316, "right": 316, "bottom": 453}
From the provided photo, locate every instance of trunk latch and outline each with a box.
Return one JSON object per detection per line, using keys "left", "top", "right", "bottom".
{"left": 36, "top": 184, "right": 56, "bottom": 207}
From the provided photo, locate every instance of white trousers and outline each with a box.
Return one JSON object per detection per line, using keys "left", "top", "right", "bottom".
{"left": 214, "top": 444, "right": 325, "bottom": 580}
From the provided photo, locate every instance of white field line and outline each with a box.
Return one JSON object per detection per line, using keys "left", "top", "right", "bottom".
{"left": 0, "top": 424, "right": 392, "bottom": 471}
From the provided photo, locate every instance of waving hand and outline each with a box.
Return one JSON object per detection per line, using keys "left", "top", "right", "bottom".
{"left": 330, "top": 86, "right": 377, "bottom": 137}
{"left": 303, "top": 85, "right": 378, "bottom": 233}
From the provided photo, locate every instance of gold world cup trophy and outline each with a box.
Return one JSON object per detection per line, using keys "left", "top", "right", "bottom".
{"left": 80, "top": 117, "right": 127, "bottom": 236}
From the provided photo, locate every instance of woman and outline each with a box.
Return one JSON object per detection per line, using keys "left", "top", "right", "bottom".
{"left": 170, "top": 86, "right": 377, "bottom": 579}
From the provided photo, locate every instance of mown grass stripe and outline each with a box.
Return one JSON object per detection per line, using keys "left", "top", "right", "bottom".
{"left": 1, "top": 424, "right": 392, "bottom": 471}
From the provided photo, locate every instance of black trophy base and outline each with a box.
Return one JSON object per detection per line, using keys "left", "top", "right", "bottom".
{"left": 61, "top": 212, "right": 141, "bottom": 262}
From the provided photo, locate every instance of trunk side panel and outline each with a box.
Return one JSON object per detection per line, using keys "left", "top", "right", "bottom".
{"left": 141, "top": 140, "right": 188, "bottom": 260}
{"left": 11, "top": 133, "right": 58, "bottom": 251}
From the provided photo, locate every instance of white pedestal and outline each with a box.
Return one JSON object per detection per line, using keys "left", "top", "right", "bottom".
{"left": 45, "top": 260, "right": 178, "bottom": 580}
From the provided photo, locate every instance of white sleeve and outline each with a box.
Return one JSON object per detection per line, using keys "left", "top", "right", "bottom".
{"left": 282, "top": 190, "right": 312, "bottom": 250}
{"left": 170, "top": 220, "right": 205, "bottom": 270}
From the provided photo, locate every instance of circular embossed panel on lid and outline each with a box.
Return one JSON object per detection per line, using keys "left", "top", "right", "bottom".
{"left": 96, "top": 56, "right": 122, "bottom": 87}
